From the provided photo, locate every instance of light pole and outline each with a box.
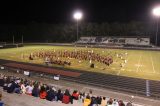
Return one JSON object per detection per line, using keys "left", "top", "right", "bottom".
{"left": 73, "top": 11, "right": 82, "bottom": 42}
{"left": 153, "top": 7, "right": 160, "bottom": 46}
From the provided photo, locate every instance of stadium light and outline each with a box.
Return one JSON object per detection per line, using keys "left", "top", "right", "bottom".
{"left": 73, "top": 11, "right": 83, "bottom": 42}
{"left": 153, "top": 6, "right": 160, "bottom": 46}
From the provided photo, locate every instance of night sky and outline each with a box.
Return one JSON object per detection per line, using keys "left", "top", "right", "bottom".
{"left": 0, "top": 0, "right": 160, "bottom": 24}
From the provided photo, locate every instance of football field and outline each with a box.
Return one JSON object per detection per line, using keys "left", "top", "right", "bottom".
{"left": 0, "top": 45, "right": 159, "bottom": 81}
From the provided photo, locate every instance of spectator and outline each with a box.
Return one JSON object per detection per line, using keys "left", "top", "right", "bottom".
{"left": 32, "top": 84, "right": 40, "bottom": 97}
{"left": 62, "top": 89, "right": 71, "bottom": 104}
{"left": 25, "top": 83, "right": 33, "bottom": 95}
{"left": 107, "top": 98, "right": 113, "bottom": 106}
{"left": 118, "top": 100, "right": 125, "bottom": 106}
{"left": 14, "top": 81, "right": 21, "bottom": 94}
{"left": 39, "top": 85, "right": 47, "bottom": 99}
{"left": 72, "top": 90, "right": 79, "bottom": 100}
{"left": 90, "top": 96, "right": 98, "bottom": 106}
{"left": 101, "top": 97, "right": 107, "bottom": 106}
{"left": 20, "top": 82, "right": 26, "bottom": 94}
{"left": 46, "top": 87, "right": 55, "bottom": 101}
{"left": 57, "top": 89, "right": 63, "bottom": 101}
{"left": 97, "top": 96, "right": 102, "bottom": 105}
{"left": 83, "top": 95, "right": 91, "bottom": 106}
{"left": 7, "top": 81, "right": 16, "bottom": 93}
{"left": 112, "top": 99, "right": 119, "bottom": 106}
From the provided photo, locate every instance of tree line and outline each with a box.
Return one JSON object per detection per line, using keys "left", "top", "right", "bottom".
{"left": 0, "top": 21, "right": 158, "bottom": 45}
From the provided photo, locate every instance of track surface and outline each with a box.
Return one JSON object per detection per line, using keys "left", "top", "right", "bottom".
{"left": 0, "top": 59, "right": 160, "bottom": 98}
{"left": 3, "top": 63, "right": 81, "bottom": 77}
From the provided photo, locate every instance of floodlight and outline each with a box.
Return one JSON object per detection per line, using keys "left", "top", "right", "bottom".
{"left": 73, "top": 11, "right": 82, "bottom": 20}
{"left": 73, "top": 11, "right": 83, "bottom": 42}
{"left": 152, "top": 6, "right": 160, "bottom": 46}
{"left": 153, "top": 7, "right": 160, "bottom": 17}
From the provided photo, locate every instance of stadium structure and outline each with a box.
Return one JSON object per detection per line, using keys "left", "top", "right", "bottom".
{"left": 75, "top": 36, "right": 150, "bottom": 46}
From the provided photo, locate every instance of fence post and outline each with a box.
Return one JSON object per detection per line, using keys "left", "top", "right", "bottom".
{"left": 146, "top": 80, "right": 150, "bottom": 97}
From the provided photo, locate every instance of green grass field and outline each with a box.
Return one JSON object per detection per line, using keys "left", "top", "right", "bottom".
{"left": 0, "top": 45, "right": 160, "bottom": 81}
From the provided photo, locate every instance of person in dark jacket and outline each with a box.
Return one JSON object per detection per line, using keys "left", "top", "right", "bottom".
{"left": 56, "top": 89, "right": 63, "bottom": 101}
{"left": 89, "top": 96, "right": 98, "bottom": 106}
{"left": 46, "top": 87, "right": 55, "bottom": 101}
{"left": 0, "top": 79, "right": 4, "bottom": 87}
{"left": 14, "top": 82, "right": 21, "bottom": 94}
{"left": 32, "top": 84, "right": 40, "bottom": 97}
{"left": 7, "top": 81, "right": 16, "bottom": 93}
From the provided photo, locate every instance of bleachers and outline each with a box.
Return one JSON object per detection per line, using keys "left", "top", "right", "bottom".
{"left": 75, "top": 36, "right": 150, "bottom": 46}
{"left": 76, "top": 37, "right": 96, "bottom": 44}
{"left": 0, "top": 73, "right": 135, "bottom": 106}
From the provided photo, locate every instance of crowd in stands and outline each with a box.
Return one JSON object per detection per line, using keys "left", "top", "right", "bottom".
{"left": 0, "top": 73, "right": 133, "bottom": 106}
{"left": 28, "top": 49, "right": 113, "bottom": 66}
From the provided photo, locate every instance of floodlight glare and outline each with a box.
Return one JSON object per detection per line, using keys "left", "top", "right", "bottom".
{"left": 73, "top": 11, "right": 83, "bottom": 42}
{"left": 153, "top": 7, "right": 160, "bottom": 16}
{"left": 73, "top": 11, "right": 82, "bottom": 20}
{"left": 152, "top": 6, "right": 160, "bottom": 46}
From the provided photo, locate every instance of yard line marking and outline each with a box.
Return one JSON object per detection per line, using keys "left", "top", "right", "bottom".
{"left": 136, "top": 54, "right": 142, "bottom": 72}
{"left": 117, "top": 68, "right": 121, "bottom": 75}
{"left": 150, "top": 55, "right": 155, "bottom": 73}
{"left": 117, "top": 51, "right": 130, "bottom": 75}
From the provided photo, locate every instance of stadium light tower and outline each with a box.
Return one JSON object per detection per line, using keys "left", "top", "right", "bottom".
{"left": 73, "top": 11, "right": 83, "bottom": 42}
{"left": 153, "top": 6, "right": 160, "bottom": 46}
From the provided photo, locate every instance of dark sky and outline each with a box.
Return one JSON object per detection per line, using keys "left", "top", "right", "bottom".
{"left": 0, "top": 0, "right": 160, "bottom": 24}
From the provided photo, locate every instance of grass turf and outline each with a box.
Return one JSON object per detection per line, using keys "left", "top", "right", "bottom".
{"left": 0, "top": 45, "right": 159, "bottom": 81}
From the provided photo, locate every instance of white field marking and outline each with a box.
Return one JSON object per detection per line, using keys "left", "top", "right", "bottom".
{"left": 117, "top": 65, "right": 124, "bottom": 76}
{"left": 117, "top": 52, "right": 130, "bottom": 75}
{"left": 150, "top": 54, "right": 156, "bottom": 73}
{"left": 120, "top": 68, "right": 125, "bottom": 71}
{"left": 117, "top": 69, "right": 120, "bottom": 75}
{"left": 136, "top": 54, "right": 142, "bottom": 72}
{"left": 111, "top": 68, "right": 116, "bottom": 70}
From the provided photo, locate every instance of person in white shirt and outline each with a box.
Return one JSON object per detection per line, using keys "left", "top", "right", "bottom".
{"left": 25, "top": 83, "right": 33, "bottom": 95}
{"left": 20, "top": 82, "right": 26, "bottom": 94}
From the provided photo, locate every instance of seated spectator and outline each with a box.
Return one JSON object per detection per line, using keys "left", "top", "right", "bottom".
{"left": 14, "top": 81, "right": 21, "bottom": 94}
{"left": 72, "top": 90, "right": 79, "bottom": 100}
{"left": 83, "top": 95, "right": 91, "bottom": 106}
{"left": 90, "top": 96, "right": 98, "bottom": 106}
{"left": 62, "top": 89, "right": 71, "bottom": 104}
{"left": 101, "top": 97, "right": 107, "bottom": 106}
{"left": 46, "top": 87, "right": 56, "bottom": 101}
{"left": 32, "top": 84, "right": 40, "bottom": 97}
{"left": 20, "top": 82, "right": 26, "bottom": 94}
{"left": 97, "top": 96, "right": 102, "bottom": 105}
{"left": 56, "top": 89, "right": 63, "bottom": 101}
{"left": 25, "top": 83, "right": 33, "bottom": 95}
{"left": 118, "top": 100, "right": 125, "bottom": 106}
{"left": 78, "top": 92, "right": 83, "bottom": 103}
{"left": 39, "top": 85, "right": 47, "bottom": 99}
{"left": 7, "top": 81, "right": 16, "bottom": 93}
{"left": 112, "top": 99, "right": 119, "bottom": 106}
{"left": 107, "top": 98, "right": 113, "bottom": 106}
